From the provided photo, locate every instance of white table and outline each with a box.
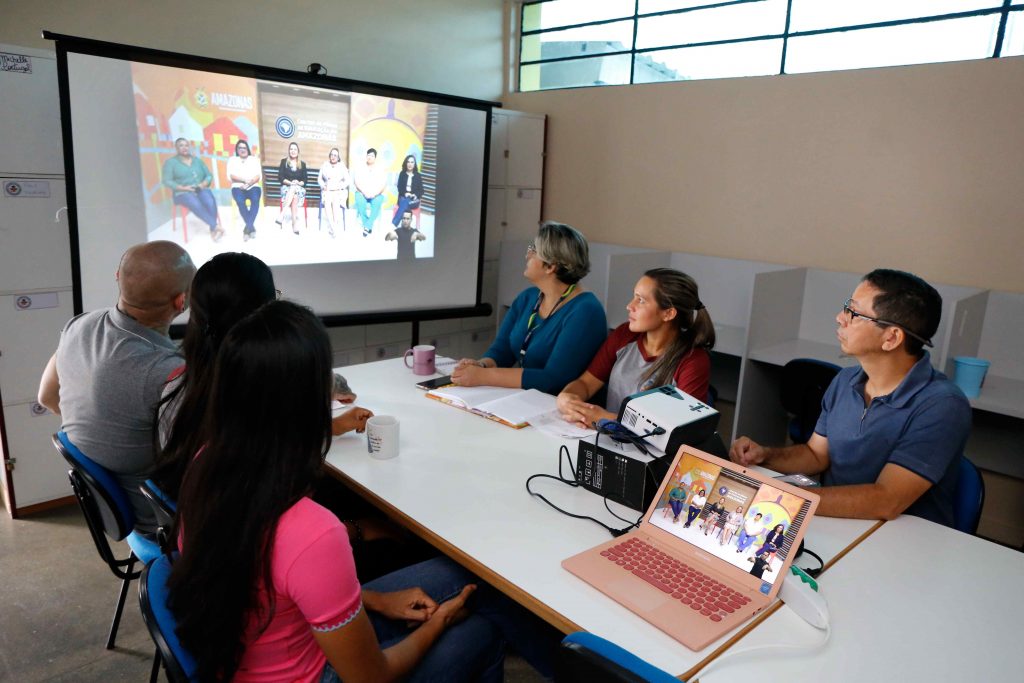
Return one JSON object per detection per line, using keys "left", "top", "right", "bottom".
{"left": 698, "top": 515, "right": 1023, "bottom": 682}
{"left": 326, "top": 359, "right": 879, "bottom": 676}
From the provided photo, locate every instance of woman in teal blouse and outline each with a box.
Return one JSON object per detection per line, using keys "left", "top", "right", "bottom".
{"left": 452, "top": 222, "right": 607, "bottom": 395}
{"left": 162, "top": 137, "right": 222, "bottom": 241}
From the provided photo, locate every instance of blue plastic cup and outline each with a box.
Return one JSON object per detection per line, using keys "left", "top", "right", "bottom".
{"left": 953, "top": 357, "right": 990, "bottom": 398}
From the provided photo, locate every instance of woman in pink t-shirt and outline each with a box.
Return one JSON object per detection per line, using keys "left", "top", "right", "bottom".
{"left": 557, "top": 267, "right": 716, "bottom": 428}
{"left": 168, "top": 301, "right": 508, "bottom": 682}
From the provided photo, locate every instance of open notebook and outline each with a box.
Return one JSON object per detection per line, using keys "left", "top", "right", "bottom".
{"left": 425, "top": 385, "right": 556, "bottom": 428}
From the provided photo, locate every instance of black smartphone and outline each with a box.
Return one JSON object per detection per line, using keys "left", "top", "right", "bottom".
{"left": 415, "top": 375, "right": 453, "bottom": 391}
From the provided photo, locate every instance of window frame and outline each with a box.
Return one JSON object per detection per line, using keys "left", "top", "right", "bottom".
{"left": 517, "top": 0, "right": 1024, "bottom": 91}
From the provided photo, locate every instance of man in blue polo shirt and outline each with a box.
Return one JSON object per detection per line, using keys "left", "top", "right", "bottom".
{"left": 730, "top": 269, "right": 971, "bottom": 527}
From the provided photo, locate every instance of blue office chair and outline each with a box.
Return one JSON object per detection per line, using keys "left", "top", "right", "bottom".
{"left": 52, "top": 431, "right": 161, "bottom": 649}
{"left": 953, "top": 457, "right": 985, "bottom": 535}
{"left": 140, "top": 479, "right": 177, "bottom": 556}
{"left": 780, "top": 358, "right": 841, "bottom": 443}
{"left": 140, "top": 553, "right": 198, "bottom": 683}
{"left": 556, "top": 632, "right": 682, "bottom": 682}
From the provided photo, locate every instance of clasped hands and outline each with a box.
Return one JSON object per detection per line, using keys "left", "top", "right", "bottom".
{"left": 450, "top": 358, "right": 494, "bottom": 387}
{"left": 365, "top": 585, "right": 476, "bottom": 629}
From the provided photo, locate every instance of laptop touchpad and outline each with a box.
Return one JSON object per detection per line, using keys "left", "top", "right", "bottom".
{"left": 610, "top": 578, "right": 667, "bottom": 611}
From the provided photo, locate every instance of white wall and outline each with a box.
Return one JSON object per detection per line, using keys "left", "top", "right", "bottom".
{"left": 0, "top": 0, "right": 505, "bottom": 100}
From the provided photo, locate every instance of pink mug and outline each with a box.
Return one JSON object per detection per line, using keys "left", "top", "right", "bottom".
{"left": 404, "top": 344, "right": 436, "bottom": 375}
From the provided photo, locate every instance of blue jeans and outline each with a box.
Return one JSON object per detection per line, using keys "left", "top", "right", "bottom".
{"left": 320, "top": 557, "right": 513, "bottom": 683}
{"left": 392, "top": 196, "right": 420, "bottom": 226}
{"left": 231, "top": 186, "right": 261, "bottom": 232}
{"left": 736, "top": 530, "right": 758, "bottom": 553}
{"left": 173, "top": 188, "right": 218, "bottom": 230}
{"left": 354, "top": 192, "right": 384, "bottom": 232}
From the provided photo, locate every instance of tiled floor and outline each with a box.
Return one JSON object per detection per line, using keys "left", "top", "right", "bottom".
{"left": 0, "top": 505, "right": 546, "bottom": 682}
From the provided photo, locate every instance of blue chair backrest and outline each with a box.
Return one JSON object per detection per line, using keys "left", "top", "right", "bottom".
{"left": 954, "top": 457, "right": 985, "bottom": 535}
{"left": 780, "top": 359, "right": 841, "bottom": 443}
{"left": 557, "top": 631, "right": 681, "bottom": 683}
{"left": 141, "top": 554, "right": 199, "bottom": 682}
{"left": 55, "top": 431, "right": 135, "bottom": 541}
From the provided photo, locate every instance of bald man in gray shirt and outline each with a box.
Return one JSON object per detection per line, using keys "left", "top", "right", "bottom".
{"left": 38, "top": 241, "right": 196, "bottom": 534}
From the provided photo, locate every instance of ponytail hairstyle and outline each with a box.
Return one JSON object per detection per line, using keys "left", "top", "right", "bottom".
{"left": 641, "top": 267, "right": 716, "bottom": 389}
{"left": 168, "top": 300, "right": 334, "bottom": 682}
{"left": 153, "top": 252, "right": 276, "bottom": 499}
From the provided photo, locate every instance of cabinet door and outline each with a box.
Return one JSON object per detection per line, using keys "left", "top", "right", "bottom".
{"left": 505, "top": 187, "right": 541, "bottom": 241}
{"left": 0, "top": 292, "right": 74, "bottom": 405}
{"left": 0, "top": 49, "right": 63, "bottom": 175}
{"left": 488, "top": 112, "right": 508, "bottom": 187}
{"left": 0, "top": 178, "right": 72, "bottom": 292}
{"left": 484, "top": 187, "right": 506, "bottom": 261}
{"left": 506, "top": 115, "right": 545, "bottom": 188}
{"left": 3, "top": 401, "right": 68, "bottom": 509}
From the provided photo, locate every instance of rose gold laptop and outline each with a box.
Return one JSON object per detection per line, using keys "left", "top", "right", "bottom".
{"left": 562, "top": 446, "right": 820, "bottom": 651}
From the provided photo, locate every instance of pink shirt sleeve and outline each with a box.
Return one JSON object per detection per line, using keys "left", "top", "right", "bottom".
{"left": 279, "top": 510, "right": 363, "bottom": 632}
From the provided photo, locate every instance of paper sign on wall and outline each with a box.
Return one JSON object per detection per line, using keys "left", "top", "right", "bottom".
{"left": 0, "top": 52, "right": 32, "bottom": 74}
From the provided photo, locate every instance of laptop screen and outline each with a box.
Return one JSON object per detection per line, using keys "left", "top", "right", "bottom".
{"left": 647, "top": 450, "right": 813, "bottom": 589}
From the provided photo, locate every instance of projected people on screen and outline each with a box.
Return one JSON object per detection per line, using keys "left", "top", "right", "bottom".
{"left": 385, "top": 210, "right": 426, "bottom": 260}
{"left": 392, "top": 154, "right": 424, "bottom": 228}
{"left": 162, "top": 138, "right": 223, "bottom": 242}
{"left": 354, "top": 148, "right": 387, "bottom": 237}
{"left": 227, "top": 140, "right": 262, "bottom": 241}
{"left": 129, "top": 62, "right": 450, "bottom": 271}
{"left": 318, "top": 148, "right": 350, "bottom": 237}
{"left": 277, "top": 142, "right": 307, "bottom": 235}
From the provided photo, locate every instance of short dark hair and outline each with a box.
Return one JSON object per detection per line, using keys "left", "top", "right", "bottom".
{"left": 862, "top": 269, "right": 941, "bottom": 356}
{"left": 366, "top": 147, "right": 377, "bottom": 157}
{"left": 234, "top": 139, "right": 250, "bottom": 155}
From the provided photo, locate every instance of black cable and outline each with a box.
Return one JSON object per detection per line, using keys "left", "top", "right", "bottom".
{"left": 525, "top": 444, "right": 638, "bottom": 537}
{"left": 795, "top": 542, "right": 825, "bottom": 578}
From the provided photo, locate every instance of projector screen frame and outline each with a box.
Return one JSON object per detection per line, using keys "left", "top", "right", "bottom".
{"left": 44, "top": 30, "right": 498, "bottom": 331}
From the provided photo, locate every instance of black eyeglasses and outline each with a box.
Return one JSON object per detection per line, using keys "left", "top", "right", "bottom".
{"left": 842, "top": 298, "right": 933, "bottom": 348}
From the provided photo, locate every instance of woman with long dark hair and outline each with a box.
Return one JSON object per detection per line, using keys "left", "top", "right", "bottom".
{"left": 153, "top": 252, "right": 364, "bottom": 499}
{"left": 556, "top": 267, "right": 715, "bottom": 427}
{"left": 169, "top": 301, "right": 509, "bottom": 682}
{"left": 392, "top": 154, "right": 424, "bottom": 227}
{"left": 277, "top": 141, "right": 307, "bottom": 234}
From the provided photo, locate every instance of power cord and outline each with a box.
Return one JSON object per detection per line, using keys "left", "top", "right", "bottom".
{"left": 690, "top": 622, "right": 831, "bottom": 680}
{"left": 795, "top": 542, "right": 824, "bottom": 578}
{"left": 525, "top": 444, "right": 643, "bottom": 537}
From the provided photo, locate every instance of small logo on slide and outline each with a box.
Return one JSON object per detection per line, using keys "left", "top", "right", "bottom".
{"left": 275, "top": 116, "right": 295, "bottom": 139}
{"left": 4, "top": 181, "right": 21, "bottom": 196}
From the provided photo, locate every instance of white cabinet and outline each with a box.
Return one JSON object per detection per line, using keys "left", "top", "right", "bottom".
{"left": 0, "top": 44, "right": 75, "bottom": 515}
{"left": 0, "top": 45, "right": 63, "bottom": 176}
{"left": 0, "top": 179, "right": 72, "bottom": 292}
{"left": 489, "top": 110, "right": 545, "bottom": 189}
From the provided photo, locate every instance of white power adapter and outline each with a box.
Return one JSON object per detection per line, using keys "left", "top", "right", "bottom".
{"left": 779, "top": 566, "right": 830, "bottom": 629}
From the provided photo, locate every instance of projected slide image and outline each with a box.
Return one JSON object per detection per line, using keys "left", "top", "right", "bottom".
{"left": 131, "top": 63, "right": 437, "bottom": 267}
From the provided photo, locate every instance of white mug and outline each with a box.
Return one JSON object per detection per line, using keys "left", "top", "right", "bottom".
{"left": 366, "top": 415, "right": 400, "bottom": 459}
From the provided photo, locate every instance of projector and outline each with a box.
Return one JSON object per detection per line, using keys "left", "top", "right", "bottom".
{"left": 616, "top": 385, "right": 719, "bottom": 456}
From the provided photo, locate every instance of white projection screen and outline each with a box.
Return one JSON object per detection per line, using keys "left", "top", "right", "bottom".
{"left": 51, "top": 34, "right": 493, "bottom": 323}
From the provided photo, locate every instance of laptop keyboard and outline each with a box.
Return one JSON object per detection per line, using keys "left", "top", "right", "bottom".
{"left": 601, "top": 537, "right": 751, "bottom": 622}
